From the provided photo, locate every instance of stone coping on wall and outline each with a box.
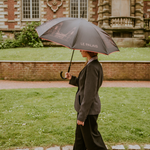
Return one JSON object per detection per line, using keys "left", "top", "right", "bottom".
{"left": 0, "top": 60, "right": 150, "bottom": 63}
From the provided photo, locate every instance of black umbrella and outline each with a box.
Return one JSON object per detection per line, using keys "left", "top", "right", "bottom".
{"left": 36, "top": 17, "right": 119, "bottom": 79}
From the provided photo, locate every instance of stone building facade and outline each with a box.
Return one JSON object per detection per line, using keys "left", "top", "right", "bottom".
{"left": 0, "top": 0, "right": 150, "bottom": 47}
{"left": 98, "top": 0, "right": 150, "bottom": 47}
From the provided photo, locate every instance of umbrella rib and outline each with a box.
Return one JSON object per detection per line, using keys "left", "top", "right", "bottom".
{"left": 71, "top": 19, "right": 82, "bottom": 48}
{"left": 92, "top": 24, "right": 119, "bottom": 55}
{"left": 91, "top": 24, "right": 109, "bottom": 55}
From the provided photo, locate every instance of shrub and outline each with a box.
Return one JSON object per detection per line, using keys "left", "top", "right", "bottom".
{"left": 0, "top": 38, "right": 22, "bottom": 49}
{"left": 0, "top": 22, "right": 43, "bottom": 49}
{"left": 18, "top": 21, "right": 43, "bottom": 48}
{"left": 147, "top": 36, "right": 150, "bottom": 46}
{"left": 0, "top": 39, "right": 20, "bottom": 49}
{"left": 0, "top": 31, "right": 3, "bottom": 43}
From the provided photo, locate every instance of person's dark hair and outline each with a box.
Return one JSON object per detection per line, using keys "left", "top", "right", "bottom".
{"left": 87, "top": 51, "right": 98, "bottom": 57}
{"left": 84, "top": 51, "right": 98, "bottom": 66}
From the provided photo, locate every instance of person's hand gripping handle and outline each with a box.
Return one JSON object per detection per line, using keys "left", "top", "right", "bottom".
{"left": 65, "top": 72, "right": 72, "bottom": 80}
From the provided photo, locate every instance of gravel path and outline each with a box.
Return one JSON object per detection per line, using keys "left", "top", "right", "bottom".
{"left": 0, "top": 80, "right": 150, "bottom": 89}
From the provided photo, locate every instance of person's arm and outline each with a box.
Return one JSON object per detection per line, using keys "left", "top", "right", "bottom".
{"left": 77, "top": 65, "right": 98, "bottom": 122}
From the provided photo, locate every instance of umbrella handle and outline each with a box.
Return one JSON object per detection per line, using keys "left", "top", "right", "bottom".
{"left": 60, "top": 71, "right": 67, "bottom": 79}
{"left": 60, "top": 64, "right": 71, "bottom": 79}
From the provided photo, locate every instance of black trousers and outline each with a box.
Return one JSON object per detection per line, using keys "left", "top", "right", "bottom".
{"left": 73, "top": 115, "right": 107, "bottom": 150}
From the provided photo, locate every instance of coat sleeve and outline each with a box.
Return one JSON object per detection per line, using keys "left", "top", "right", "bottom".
{"left": 69, "top": 76, "right": 79, "bottom": 87}
{"left": 77, "top": 64, "right": 98, "bottom": 122}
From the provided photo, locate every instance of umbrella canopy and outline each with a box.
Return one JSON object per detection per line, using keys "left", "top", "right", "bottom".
{"left": 36, "top": 17, "right": 119, "bottom": 79}
{"left": 36, "top": 17, "right": 119, "bottom": 55}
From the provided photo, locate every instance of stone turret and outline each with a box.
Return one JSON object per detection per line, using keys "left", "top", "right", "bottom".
{"left": 135, "top": 0, "right": 144, "bottom": 28}
{"left": 98, "top": 0, "right": 111, "bottom": 28}
{"left": 97, "top": 0, "right": 146, "bottom": 47}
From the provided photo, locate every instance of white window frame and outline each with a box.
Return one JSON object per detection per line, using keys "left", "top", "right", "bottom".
{"left": 70, "top": 0, "right": 88, "bottom": 19}
{"left": 22, "top": 0, "right": 40, "bottom": 21}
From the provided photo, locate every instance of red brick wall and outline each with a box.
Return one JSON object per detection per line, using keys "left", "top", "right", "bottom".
{"left": 0, "top": 61, "right": 149, "bottom": 81}
{"left": 144, "top": 1, "right": 150, "bottom": 18}
{"left": 4, "top": 0, "right": 99, "bottom": 30}
{"left": 4, "top": 0, "right": 17, "bottom": 29}
{"left": 44, "top": 0, "right": 99, "bottom": 25}
{"left": 92, "top": 0, "right": 98, "bottom": 25}
{"left": 3, "top": 1, "right": 150, "bottom": 30}
{"left": 44, "top": 1, "right": 66, "bottom": 20}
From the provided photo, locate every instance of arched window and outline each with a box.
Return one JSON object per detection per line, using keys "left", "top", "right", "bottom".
{"left": 70, "top": 0, "right": 88, "bottom": 19}
{"left": 22, "top": 0, "right": 39, "bottom": 19}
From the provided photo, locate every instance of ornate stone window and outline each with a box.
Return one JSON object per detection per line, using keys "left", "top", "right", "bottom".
{"left": 22, "top": 0, "right": 40, "bottom": 19}
{"left": 70, "top": 0, "right": 88, "bottom": 19}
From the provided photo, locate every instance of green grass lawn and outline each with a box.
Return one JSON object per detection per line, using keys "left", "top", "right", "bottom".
{"left": 0, "top": 47, "right": 150, "bottom": 61}
{"left": 0, "top": 87, "right": 150, "bottom": 150}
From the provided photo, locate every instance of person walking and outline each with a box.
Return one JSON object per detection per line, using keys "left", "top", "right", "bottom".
{"left": 65, "top": 50, "right": 107, "bottom": 150}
